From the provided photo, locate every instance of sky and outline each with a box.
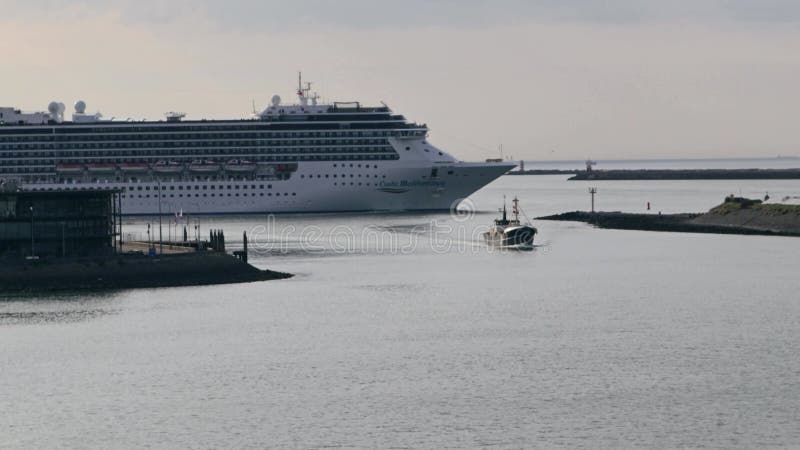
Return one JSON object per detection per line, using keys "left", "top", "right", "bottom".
{"left": 1, "top": 0, "right": 799, "bottom": 161}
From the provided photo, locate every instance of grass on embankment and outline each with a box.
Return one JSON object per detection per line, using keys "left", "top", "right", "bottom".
{"left": 708, "top": 199, "right": 800, "bottom": 216}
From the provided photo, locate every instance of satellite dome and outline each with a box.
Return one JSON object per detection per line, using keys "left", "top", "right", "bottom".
{"left": 74, "top": 100, "right": 86, "bottom": 114}
{"left": 48, "top": 101, "right": 60, "bottom": 114}
{"left": 58, "top": 102, "right": 66, "bottom": 114}
{"left": 271, "top": 95, "right": 281, "bottom": 106}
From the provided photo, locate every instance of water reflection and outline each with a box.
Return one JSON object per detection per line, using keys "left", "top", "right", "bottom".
{"left": 0, "top": 291, "right": 122, "bottom": 325}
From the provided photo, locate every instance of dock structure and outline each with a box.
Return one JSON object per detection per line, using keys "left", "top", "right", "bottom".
{"left": 0, "top": 187, "right": 120, "bottom": 259}
{"left": 0, "top": 184, "right": 290, "bottom": 292}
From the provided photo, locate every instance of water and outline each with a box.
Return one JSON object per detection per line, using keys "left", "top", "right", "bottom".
{"left": 2, "top": 166, "right": 800, "bottom": 448}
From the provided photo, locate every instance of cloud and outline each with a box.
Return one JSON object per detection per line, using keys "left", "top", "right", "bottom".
{"left": 6, "top": 0, "right": 800, "bottom": 32}
{"left": 2, "top": 1, "right": 800, "bottom": 159}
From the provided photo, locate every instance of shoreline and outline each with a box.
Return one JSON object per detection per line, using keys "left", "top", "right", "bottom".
{"left": 0, "top": 252, "right": 293, "bottom": 294}
{"left": 507, "top": 168, "right": 800, "bottom": 180}
{"left": 537, "top": 198, "right": 800, "bottom": 237}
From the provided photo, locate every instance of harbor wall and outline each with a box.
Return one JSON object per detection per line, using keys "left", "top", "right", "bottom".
{"left": 0, "top": 251, "right": 291, "bottom": 293}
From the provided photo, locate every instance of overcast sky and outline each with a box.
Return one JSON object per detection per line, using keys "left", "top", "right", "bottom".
{"left": 2, "top": 0, "right": 799, "bottom": 161}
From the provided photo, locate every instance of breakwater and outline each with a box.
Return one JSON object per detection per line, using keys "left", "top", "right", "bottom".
{"left": 0, "top": 252, "right": 292, "bottom": 293}
{"left": 568, "top": 168, "right": 800, "bottom": 180}
{"left": 538, "top": 197, "right": 800, "bottom": 237}
{"left": 505, "top": 168, "right": 800, "bottom": 180}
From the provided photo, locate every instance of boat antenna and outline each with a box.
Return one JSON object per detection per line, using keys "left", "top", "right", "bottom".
{"left": 251, "top": 98, "right": 257, "bottom": 114}
{"left": 297, "top": 71, "right": 303, "bottom": 97}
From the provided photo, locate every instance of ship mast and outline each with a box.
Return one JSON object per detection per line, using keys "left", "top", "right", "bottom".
{"left": 512, "top": 197, "right": 520, "bottom": 223}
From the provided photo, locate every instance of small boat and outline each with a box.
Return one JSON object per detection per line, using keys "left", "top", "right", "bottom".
{"left": 152, "top": 160, "right": 184, "bottom": 174}
{"left": 119, "top": 162, "right": 150, "bottom": 173}
{"left": 55, "top": 163, "right": 84, "bottom": 174}
{"left": 188, "top": 159, "right": 220, "bottom": 173}
{"left": 86, "top": 163, "right": 117, "bottom": 173}
{"left": 484, "top": 196, "right": 536, "bottom": 249}
{"left": 224, "top": 159, "right": 257, "bottom": 173}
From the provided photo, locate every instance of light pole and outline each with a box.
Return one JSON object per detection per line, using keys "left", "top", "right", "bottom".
{"left": 157, "top": 178, "right": 163, "bottom": 254}
{"left": 589, "top": 187, "right": 598, "bottom": 213}
{"left": 29, "top": 205, "right": 35, "bottom": 257}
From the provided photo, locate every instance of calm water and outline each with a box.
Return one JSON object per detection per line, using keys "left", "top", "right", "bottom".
{"left": 2, "top": 168, "right": 800, "bottom": 448}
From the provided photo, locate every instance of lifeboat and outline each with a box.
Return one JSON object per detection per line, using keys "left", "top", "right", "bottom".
{"left": 55, "top": 163, "right": 84, "bottom": 174}
{"left": 188, "top": 159, "right": 220, "bottom": 173}
{"left": 224, "top": 159, "right": 257, "bottom": 173}
{"left": 119, "top": 162, "right": 150, "bottom": 173}
{"left": 86, "top": 163, "right": 117, "bottom": 173}
{"left": 152, "top": 160, "right": 184, "bottom": 174}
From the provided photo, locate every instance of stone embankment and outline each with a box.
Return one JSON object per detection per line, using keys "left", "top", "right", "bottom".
{"left": 1, "top": 251, "right": 292, "bottom": 293}
{"left": 538, "top": 197, "right": 800, "bottom": 237}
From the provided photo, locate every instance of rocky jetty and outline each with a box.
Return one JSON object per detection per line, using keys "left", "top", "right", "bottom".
{"left": 538, "top": 197, "right": 800, "bottom": 237}
{"left": 568, "top": 168, "right": 800, "bottom": 180}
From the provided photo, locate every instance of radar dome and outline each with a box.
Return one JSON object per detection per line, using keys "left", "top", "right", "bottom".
{"left": 48, "top": 102, "right": 60, "bottom": 114}
{"left": 271, "top": 95, "right": 281, "bottom": 106}
{"left": 74, "top": 100, "right": 86, "bottom": 114}
{"left": 58, "top": 102, "right": 66, "bottom": 114}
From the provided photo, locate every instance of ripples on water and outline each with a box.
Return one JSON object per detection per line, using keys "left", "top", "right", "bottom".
{"left": 1, "top": 173, "right": 800, "bottom": 448}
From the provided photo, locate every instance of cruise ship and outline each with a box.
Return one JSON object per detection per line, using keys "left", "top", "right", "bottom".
{"left": 0, "top": 76, "right": 515, "bottom": 215}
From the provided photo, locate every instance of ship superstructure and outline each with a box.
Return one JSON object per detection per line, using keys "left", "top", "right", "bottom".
{"left": 0, "top": 75, "right": 514, "bottom": 215}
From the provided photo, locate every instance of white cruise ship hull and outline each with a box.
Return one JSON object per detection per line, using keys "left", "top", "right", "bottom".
{"left": 2, "top": 88, "right": 516, "bottom": 215}
{"left": 28, "top": 161, "right": 513, "bottom": 215}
